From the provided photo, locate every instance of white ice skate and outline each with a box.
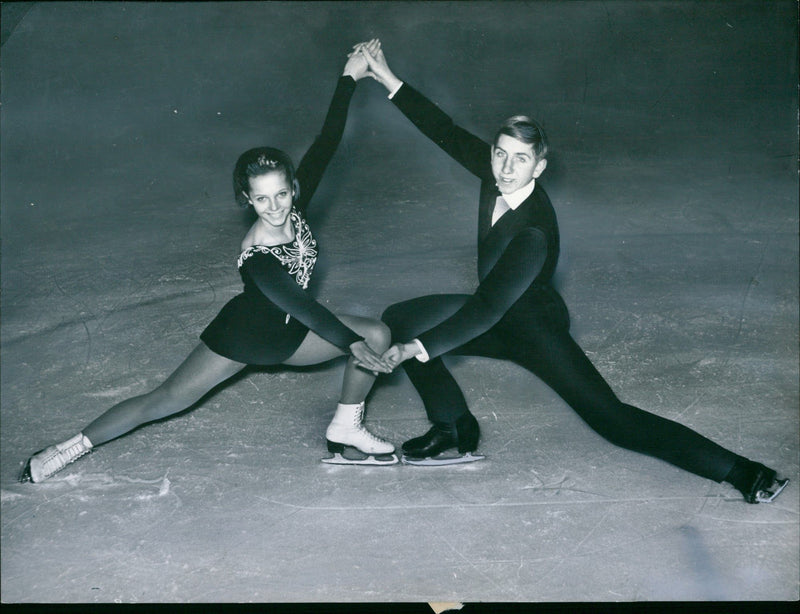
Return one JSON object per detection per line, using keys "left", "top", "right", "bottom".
{"left": 322, "top": 402, "right": 399, "bottom": 466}
{"left": 19, "top": 432, "right": 93, "bottom": 483}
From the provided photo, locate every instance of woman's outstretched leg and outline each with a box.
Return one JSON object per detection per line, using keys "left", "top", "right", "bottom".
{"left": 21, "top": 343, "right": 246, "bottom": 482}
{"left": 284, "top": 314, "right": 391, "bottom": 401}
{"left": 83, "top": 343, "right": 246, "bottom": 444}
{"left": 284, "top": 314, "right": 396, "bottom": 464}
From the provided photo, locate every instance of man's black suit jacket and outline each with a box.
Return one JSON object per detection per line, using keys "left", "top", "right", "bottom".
{"left": 390, "top": 83, "right": 570, "bottom": 360}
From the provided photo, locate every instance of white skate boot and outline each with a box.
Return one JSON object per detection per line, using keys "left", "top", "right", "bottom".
{"left": 323, "top": 402, "right": 398, "bottom": 465}
{"left": 19, "top": 432, "right": 93, "bottom": 483}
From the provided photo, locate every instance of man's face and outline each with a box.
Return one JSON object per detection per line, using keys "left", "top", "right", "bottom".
{"left": 491, "top": 134, "right": 547, "bottom": 195}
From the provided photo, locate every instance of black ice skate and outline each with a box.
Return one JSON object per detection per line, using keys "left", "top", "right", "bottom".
{"left": 747, "top": 466, "right": 789, "bottom": 503}
{"left": 755, "top": 478, "right": 789, "bottom": 503}
{"left": 401, "top": 413, "right": 485, "bottom": 466}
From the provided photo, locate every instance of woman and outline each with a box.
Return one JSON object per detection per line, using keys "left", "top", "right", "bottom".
{"left": 21, "top": 40, "right": 398, "bottom": 483}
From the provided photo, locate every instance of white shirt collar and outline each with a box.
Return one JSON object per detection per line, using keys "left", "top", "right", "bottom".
{"left": 500, "top": 179, "right": 536, "bottom": 209}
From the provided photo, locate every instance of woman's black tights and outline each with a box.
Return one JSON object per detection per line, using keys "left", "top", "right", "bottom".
{"left": 83, "top": 343, "right": 246, "bottom": 446}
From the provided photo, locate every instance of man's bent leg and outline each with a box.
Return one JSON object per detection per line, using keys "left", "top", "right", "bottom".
{"left": 382, "top": 294, "right": 473, "bottom": 423}
{"left": 383, "top": 295, "right": 485, "bottom": 459}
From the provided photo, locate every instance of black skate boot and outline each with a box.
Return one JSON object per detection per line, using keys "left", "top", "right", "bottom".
{"left": 401, "top": 412, "right": 484, "bottom": 466}
{"left": 726, "top": 459, "right": 789, "bottom": 504}
{"left": 742, "top": 464, "right": 789, "bottom": 504}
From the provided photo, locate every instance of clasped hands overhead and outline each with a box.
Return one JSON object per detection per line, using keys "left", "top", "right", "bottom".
{"left": 344, "top": 38, "right": 420, "bottom": 377}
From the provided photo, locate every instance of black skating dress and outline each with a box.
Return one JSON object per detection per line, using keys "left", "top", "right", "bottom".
{"left": 200, "top": 76, "right": 363, "bottom": 365}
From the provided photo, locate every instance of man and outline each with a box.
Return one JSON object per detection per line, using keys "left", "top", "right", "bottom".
{"left": 357, "top": 41, "right": 786, "bottom": 504}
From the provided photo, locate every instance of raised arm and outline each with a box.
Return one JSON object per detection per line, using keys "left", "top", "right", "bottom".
{"left": 360, "top": 41, "right": 490, "bottom": 178}
{"left": 292, "top": 78, "right": 354, "bottom": 213}
{"left": 293, "top": 41, "right": 381, "bottom": 213}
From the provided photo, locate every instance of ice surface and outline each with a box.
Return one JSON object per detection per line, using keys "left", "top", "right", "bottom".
{"left": 1, "top": 1, "right": 797, "bottom": 605}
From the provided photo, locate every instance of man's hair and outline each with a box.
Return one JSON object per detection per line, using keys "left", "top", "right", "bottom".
{"left": 493, "top": 115, "right": 548, "bottom": 159}
{"left": 233, "top": 147, "right": 298, "bottom": 208}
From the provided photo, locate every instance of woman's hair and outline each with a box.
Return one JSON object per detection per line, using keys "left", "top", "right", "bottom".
{"left": 233, "top": 147, "right": 299, "bottom": 208}
{"left": 493, "top": 115, "right": 548, "bottom": 159}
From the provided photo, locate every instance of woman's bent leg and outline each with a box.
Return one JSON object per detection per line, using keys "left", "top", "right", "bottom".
{"left": 83, "top": 343, "right": 247, "bottom": 446}
{"left": 282, "top": 315, "right": 394, "bottom": 460}
{"left": 283, "top": 315, "right": 390, "bottom": 404}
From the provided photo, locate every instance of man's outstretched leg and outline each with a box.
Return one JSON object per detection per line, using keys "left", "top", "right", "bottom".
{"left": 506, "top": 325, "right": 788, "bottom": 503}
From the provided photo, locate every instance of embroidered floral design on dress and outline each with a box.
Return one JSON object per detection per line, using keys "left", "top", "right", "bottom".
{"left": 237, "top": 208, "right": 318, "bottom": 290}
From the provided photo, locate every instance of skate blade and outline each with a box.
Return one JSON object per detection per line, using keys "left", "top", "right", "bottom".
{"left": 18, "top": 460, "right": 33, "bottom": 483}
{"left": 755, "top": 478, "right": 789, "bottom": 503}
{"left": 401, "top": 452, "right": 485, "bottom": 466}
{"left": 321, "top": 452, "right": 399, "bottom": 466}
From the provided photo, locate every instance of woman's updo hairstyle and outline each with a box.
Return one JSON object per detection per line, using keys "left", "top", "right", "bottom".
{"left": 233, "top": 147, "right": 299, "bottom": 208}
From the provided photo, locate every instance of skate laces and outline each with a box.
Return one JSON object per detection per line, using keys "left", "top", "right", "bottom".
{"left": 356, "top": 425, "right": 390, "bottom": 445}
{"left": 351, "top": 406, "right": 390, "bottom": 444}
{"left": 40, "top": 440, "right": 91, "bottom": 479}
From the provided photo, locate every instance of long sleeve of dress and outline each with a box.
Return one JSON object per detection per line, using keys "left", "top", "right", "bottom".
{"left": 390, "top": 82, "right": 491, "bottom": 179}
{"left": 416, "top": 228, "right": 548, "bottom": 359}
{"left": 294, "top": 76, "right": 357, "bottom": 213}
{"left": 242, "top": 253, "right": 362, "bottom": 351}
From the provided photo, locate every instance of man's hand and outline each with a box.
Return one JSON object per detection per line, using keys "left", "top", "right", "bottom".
{"left": 381, "top": 342, "right": 421, "bottom": 370}
{"left": 349, "top": 38, "right": 403, "bottom": 94}
{"left": 343, "top": 38, "right": 380, "bottom": 81}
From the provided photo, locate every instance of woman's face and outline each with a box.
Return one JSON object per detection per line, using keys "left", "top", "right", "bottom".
{"left": 245, "top": 171, "right": 294, "bottom": 227}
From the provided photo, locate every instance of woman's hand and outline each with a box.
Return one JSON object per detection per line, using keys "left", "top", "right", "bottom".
{"left": 349, "top": 340, "right": 393, "bottom": 375}
{"left": 381, "top": 342, "right": 421, "bottom": 370}
{"left": 343, "top": 38, "right": 379, "bottom": 81}
{"left": 350, "top": 39, "right": 403, "bottom": 94}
